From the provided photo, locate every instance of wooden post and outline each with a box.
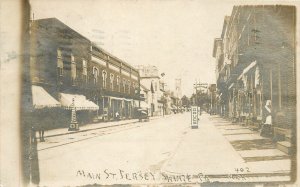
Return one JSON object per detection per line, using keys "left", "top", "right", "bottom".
{"left": 102, "top": 97, "right": 105, "bottom": 118}
{"left": 112, "top": 99, "right": 114, "bottom": 120}
{"left": 278, "top": 63, "right": 282, "bottom": 111}
{"left": 270, "top": 69, "right": 273, "bottom": 103}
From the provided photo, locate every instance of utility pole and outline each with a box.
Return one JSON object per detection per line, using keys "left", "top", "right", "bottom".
{"left": 193, "top": 80, "right": 201, "bottom": 106}
{"left": 161, "top": 73, "right": 165, "bottom": 117}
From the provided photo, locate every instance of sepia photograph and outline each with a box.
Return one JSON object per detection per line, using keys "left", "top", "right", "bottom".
{"left": 0, "top": 0, "right": 299, "bottom": 186}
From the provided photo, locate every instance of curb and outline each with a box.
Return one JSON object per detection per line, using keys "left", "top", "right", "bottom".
{"left": 43, "top": 115, "right": 167, "bottom": 138}
{"left": 44, "top": 120, "right": 139, "bottom": 138}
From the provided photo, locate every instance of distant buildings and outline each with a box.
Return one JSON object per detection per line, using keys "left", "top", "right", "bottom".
{"left": 135, "top": 65, "right": 165, "bottom": 116}
{"left": 213, "top": 6, "right": 296, "bottom": 151}
{"left": 30, "top": 18, "right": 141, "bottom": 128}
{"left": 135, "top": 65, "right": 183, "bottom": 116}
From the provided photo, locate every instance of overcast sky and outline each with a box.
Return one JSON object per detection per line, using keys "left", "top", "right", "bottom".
{"left": 30, "top": 0, "right": 278, "bottom": 96}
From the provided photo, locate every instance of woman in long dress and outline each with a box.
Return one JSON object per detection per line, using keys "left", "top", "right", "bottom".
{"left": 260, "top": 100, "right": 272, "bottom": 137}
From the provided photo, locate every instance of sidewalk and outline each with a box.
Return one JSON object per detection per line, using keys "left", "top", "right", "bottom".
{"left": 162, "top": 113, "right": 291, "bottom": 182}
{"left": 43, "top": 115, "right": 163, "bottom": 138}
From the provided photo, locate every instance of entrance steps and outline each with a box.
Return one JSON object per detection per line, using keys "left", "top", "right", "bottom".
{"left": 276, "top": 141, "right": 291, "bottom": 155}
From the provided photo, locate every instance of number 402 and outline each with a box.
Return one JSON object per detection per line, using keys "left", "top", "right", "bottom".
{"left": 235, "top": 167, "right": 250, "bottom": 173}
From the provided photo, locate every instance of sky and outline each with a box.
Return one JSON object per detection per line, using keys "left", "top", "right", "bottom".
{"left": 30, "top": 0, "right": 237, "bottom": 97}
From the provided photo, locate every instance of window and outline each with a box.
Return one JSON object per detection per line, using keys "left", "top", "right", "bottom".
{"left": 82, "top": 59, "right": 87, "bottom": 82}
{"left": 102, "top": 70, "right": 107, "bottom": 89}
{"left": 71, "top": 55, "right": 76, "bottom": 85}
{"left": 155, "top": 82, "right": 157, "bottom": 91}
{"left": 116, "top": 76, "right": 120, "bottom": 92}
{"left": 127, "top": 80, "right": 131, "bottom": 94}
{"left": 82, "top": 59, "right": 87, "bottom": 75}
{"left": 123, "top": 78, "right": 126, "bottom": 93}
{"left": 110, "top": 73, "right": 114, "bottom": 91}
{"left": 57, "top": 48, "right": 63, "bottom": 76}
{"left": 93, "top": 67, "right": 99, "bottom": 84}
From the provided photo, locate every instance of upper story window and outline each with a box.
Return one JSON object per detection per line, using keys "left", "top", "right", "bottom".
{"left": 102, "top": 70, "right": 107, "bottom": 89}
{"left": 116, "top": 76, "right": 120, "bottom": 92}
{"left": 93, "top": 67, "right": 99, "bottom": 84}
{"left": 127, "top": 80, "right": 131, "bottom": 94}
{"left": 82, "top": 59, "right": 87, "bottom": 75}
{"left": 123, "top": 78, "right": 126, "bottom": 93}
{"left": 57, "top": 48, "right": 63, "bottom": 76}
{"left": 110, "top": 73, "right": 114, "bottom": 91}
{"left": 71, "top": 55, "right": 76, "bottom": 85}
{"left": 82, "top": 59, "right": 87, "bottom": 82}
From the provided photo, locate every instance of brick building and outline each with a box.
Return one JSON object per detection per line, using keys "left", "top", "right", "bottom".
{"left": 213, "top": 6, "right": 296, "bottom": 152}
{"left": 30, "top": 18, "right": 141, "bottom": 128}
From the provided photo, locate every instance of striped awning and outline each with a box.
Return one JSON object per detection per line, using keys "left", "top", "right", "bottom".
{"left": 60, "top": 93, "right": 99, "bottom": 111}
{"left": 238, "top": 61, "right": 257, "bottom": 80}
{"left": 32, "top": 85, "right": 61, "bottom": 109}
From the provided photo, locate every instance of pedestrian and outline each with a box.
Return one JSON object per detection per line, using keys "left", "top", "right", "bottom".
{"left": 37, "top": 109, "right": 46, "bottom": 142}
{"left": 115, "top": 111, "right": 120, "bottom": 121}
{"left": 260, "top": 100, "right": 272, "bottom": 137}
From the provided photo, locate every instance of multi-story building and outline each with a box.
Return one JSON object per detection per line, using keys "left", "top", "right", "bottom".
{"left": 135, "top": 65, "right": 165, "bottom": 116}
{"left": 30, "top": 18, "right": 141, "bottom": 128}
{"left": 88, "top": 44, "right": 140, "bottom": 121}
{"left": 213, "top": 6, "right": 296, "bottom": 146}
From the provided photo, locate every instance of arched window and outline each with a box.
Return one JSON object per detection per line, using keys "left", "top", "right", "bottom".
{"left": 127, "top": 80, "right": 131, "bottom": 94}
{"left": 123, "top": 78, "right": 126, "bottom": 93}
{"left": 110, "top": 73, "right": 114, "bottom": 91}
{"left": 102, "top": 70, "right": 107, "bottom": 89}
{"left": 57, "top": 48, "right": 63, "bottom": 76}
{"left": 71, "top": 54, "right": 76, "bottom": 86}
{"left": 82, "top": 59, "right": 87, "bottom": 82}
{"left": 116, "top": 76, "right": 120, "bottom": 92}
{"left": 93, "top": 67, "right": 99, "bottom": 84}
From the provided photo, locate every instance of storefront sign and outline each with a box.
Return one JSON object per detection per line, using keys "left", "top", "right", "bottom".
{"left": 191, "top": 106, "right": 198, "bottom": 129}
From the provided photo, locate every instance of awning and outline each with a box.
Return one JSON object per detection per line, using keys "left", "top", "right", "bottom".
{"left": 238, "top": 61, "right": 257, "bottom": 80}
{"left": 124, "top": 98, "right": 133, "bottom": 102}
{"left": 108, "top": 96, "right": 133, "bottom": 102}
{"left": 109, "top": 96, "right": 124, "bottom": 101}
{"left": 60, "top": 93, "right": 99, "bottom": 111}
{"left": 32, "top": 85, "right": 61, "bottom": 109}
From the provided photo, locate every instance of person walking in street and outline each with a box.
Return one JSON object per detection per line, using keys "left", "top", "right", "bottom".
{"left": 260, "top": 100, "right": 272, "bottom": 137}
{"left": 35, "top": 109, "right": 46, "bottom": 142}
